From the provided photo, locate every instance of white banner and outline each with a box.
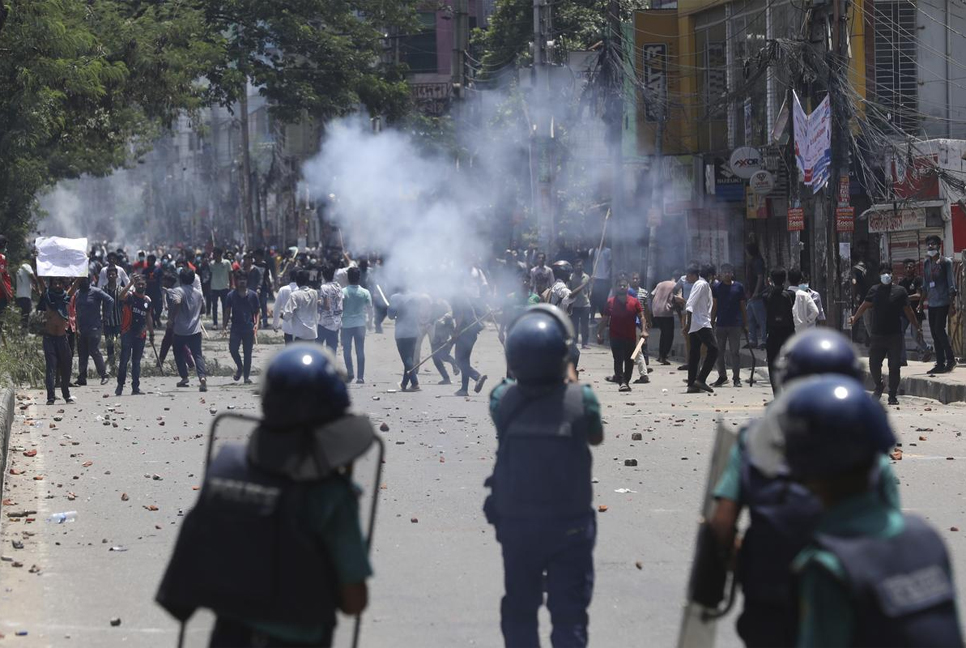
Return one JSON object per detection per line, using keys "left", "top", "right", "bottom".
{"left": 35, "top": 236, "right": 89, "bottom": 277}
{"left": 792, "top": 92, "right": 832, "bottom": 193}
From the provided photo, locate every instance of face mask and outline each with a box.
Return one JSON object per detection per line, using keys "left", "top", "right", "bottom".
{"left": 881, "top": 274, "right": 893, "bottom": 284}
{"left": 927, "top": 249, "right": 939, "bottom": 257}
{"left": 799, "top": 283, "right": 809, "bottom": 291}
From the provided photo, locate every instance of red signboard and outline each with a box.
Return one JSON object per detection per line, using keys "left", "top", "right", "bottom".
{"left": 787, "top": 207, "right": 805, "bottom": 231}
{"left": 838, "top": 175, "right": 850, "bottom": 206}
{"left": 835, "top": 206, "right": 855, "bottom": 232}
{"left": 892, "top": 155, "right": 940, "bottom": 201}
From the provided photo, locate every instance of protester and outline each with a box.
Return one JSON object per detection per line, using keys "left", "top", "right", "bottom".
{"left": 253, "top": 248, "right": 274, "bottom": 327}
{"left": 280, "top": 270, "right": 320, "bottom": 342}
{"left": 208, "top": 247, "right": 233, "bottom": 329}
{"left": 143, "top": 254, "right": 164, "bottom": 326}
{"left": 898, "top": 259, "right": 932, "bottom": 364}
{"left": 685, "top": 264, "right": 718, "bottom": 393}
{"left": 430, "top": 298, "right": 460, "bottom": 384}
{"left": 317, "top": 265, "right": 343, "bottom": 354}
{"left": 15, "top": 252, "right": 37, "bottom": 331}
{"left": 921, "top": 235, "right": 958, "bottom": 374}
{"left": 272, "top": 269, "right": 298, "bottom": 344}
{"left": 0, "top": 235, "right": 12, "bottom": 317}
{"left": 224, "top": 272, "right": 259, "bottom": 384}
{"left": 73, "top": 276, "right": 114, "bottom": 386}
{"left": 37, "top": 276, "right": 78, "bottom": 405}
{"left": 650, "top": 271, "right": 678, "bottom": 365}
{"left": 598, "top": 276, "right": 642, "bottom": 392}
{"left": 101, "top": 266, "right": 123, "bottom": 365}
{"left": 115, "top": 274, "right": 154, "bottom": 396}
{"left": 529, "top": 252, "right": 553, "bottom": 298}
{"left": 451, "top": 290, "right": 488, "bottom": 396}
{"left": 850, "top": 263, "right": 922, "bottom": 405}
{"left": 97, "top": 251, "right": 129, "bottom": 287}
{"left": 388, "top": 287, "right": 421, "bottom": 392}
{"left": 764, "top": 267, "right": 797, "bottom": 394}
{"left": 712, "top": 263, "right": 746, "bottom": 387}
{"left": 167, "top": 268, "right": 208, "bottom": 392}
{"left": 568, "top": 259, "right": 593, "bottom": 349}
{"left": 744, "top": 241, "right": 767, "bottom": 350}
{"left": 341, "top": 266, "right": 372, "bottom": 384}
{"left": 673, "top": 263, "right": 699, "bottom": 370}
{"left": 790, "top": 267, "right": 819, "bottom": 333}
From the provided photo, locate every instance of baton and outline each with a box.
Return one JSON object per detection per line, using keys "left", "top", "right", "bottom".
{"left": 411, "top": 307, "right": 499, "bottom": 372}
{"left": 589, "top": 208, "right": 611, "bottom": 281}
{"left": 149, "top": 336, "right": 164, "bottom": 376}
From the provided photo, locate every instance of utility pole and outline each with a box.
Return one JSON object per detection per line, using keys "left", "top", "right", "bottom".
{"left": 452, "top": 0, "right": 468, "bottom": 121}
{"left": 826, "top": 0, "right": 851, "bottom": 330}
{"left": 606, "top": 0, "right": 625, "bottom": 273}
{"left": 239, "top": 79, "right": 256, "bottom": 248}
{"left": 531, "top": 0, "right": 554, "bottom": 254}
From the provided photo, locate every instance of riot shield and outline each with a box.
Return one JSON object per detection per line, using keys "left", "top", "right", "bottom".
{"left": 676, "top": 419, "right": 739, "bottom": 648}
{"left": 199, "top": 413, "right": 386, "bottom": 648}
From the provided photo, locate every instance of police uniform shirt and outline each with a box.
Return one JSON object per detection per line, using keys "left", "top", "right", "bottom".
{"left": 792, "top": 491, "right": 907, "bottom": 647}
{"left": 489, "top": 380, "right": 603, "bottom": 443}
{"left": 243, "top": 478, "right": 373, "bottom": 644}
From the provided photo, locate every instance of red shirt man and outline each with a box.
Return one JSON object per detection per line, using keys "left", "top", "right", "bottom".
{"left": 598, "top": 277, "right": 643, "bottom": 390}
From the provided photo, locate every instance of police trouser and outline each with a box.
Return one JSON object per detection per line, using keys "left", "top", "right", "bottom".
{"left": 737, "top": 598, "right": 798, "bottom": 648}
{"left": 117, "top": 332, "right": 146, "bottom": 392}
{"left": 210, "top": 616, "right": 332, "bottom": 648}
{"left": 497, "top": 513, "right": 596, "bottom": 648}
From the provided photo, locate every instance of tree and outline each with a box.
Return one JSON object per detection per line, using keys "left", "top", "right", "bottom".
{"left": 0, "top": 0, "right": 219, "bottom": 260}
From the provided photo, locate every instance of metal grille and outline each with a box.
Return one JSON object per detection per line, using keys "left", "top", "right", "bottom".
{"left": 874, "top": 1, "right": 919, "bottom": 134}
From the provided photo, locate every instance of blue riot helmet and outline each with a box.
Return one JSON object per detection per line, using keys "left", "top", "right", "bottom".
{"left": 505, "top": 304, "right": 574, "bottom": 384}
{"left": 260, "top": 343, "right": 350, "bottom": 429}
{"left": 748, "top": 375, "right": 895, "bottom": 481}
{"left": 774, "top": 329, "right": 863, "bottom": 388}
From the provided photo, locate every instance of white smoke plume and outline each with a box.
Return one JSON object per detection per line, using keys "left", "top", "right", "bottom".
{"left": 302, "top": 118, "right": 496, "bottom": 296}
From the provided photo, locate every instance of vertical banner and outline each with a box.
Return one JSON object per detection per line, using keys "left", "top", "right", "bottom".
{"left": 787, "top": 206, "right": 805, "bottom": 231}
{"left": 792, "top": 91, "right": 832, "bottom": 193}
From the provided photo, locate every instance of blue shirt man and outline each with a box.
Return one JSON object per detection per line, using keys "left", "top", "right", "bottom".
{"left": 225, "top": 275, "right": 260, "bottom": 383}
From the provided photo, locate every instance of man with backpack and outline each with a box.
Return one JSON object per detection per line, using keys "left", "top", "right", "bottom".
{"left": 763, "top": 267, "right": 797, "bottom": 394}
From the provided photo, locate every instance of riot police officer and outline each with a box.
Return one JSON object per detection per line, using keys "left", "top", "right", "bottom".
{"left": 751, "top": 375, "right": 963, "bottom": 647}
{"left": 484, "top": 305, "right": 603, "bottom": 647}
{"left": 156, "top": 343, "right": 375, "bottom": 647}
{"left": 705, "top": 329, "right": 900, "bottom": 647}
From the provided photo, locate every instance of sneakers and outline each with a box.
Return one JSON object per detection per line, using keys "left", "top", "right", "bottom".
{"left": 686, "top": 385, "right": 702, "bottom": 394}
{"left": 244, "top": 379, "right": 253, "bottom": 385}
{"left": 115, "top": 385, "right": 123, "bottom": 396}
{"left": 888, "top": 395, "right": 900, "bottom": 405}
{"left": 176, "top": 379, "right": 190, "bottom": 388}
{"left": 711, "top": 376, "right": 728, "bottom": 388}
{"left": 65, "top": 396, "right": 77, "bottom": 404}
{"left": 233, "top": 370, "right": 242, "bottom": 382}
{"left": 618, "top": 383, "right": 631, "bottom": 392}
{"left": 100, "top": 376, "right": 110, "bottom": 386}
{"left": 694, "top": 381, "right": 714, "bottom": 393}
{"left": 633, "top": 375, "right": 649, "bottom": 384}
{"left": 454, "top": 389, "right": 469, "bottom": 397}
{"left": 408, "top": 384, "right": 421, "bottom": 392}
{"left": 131, "top": 389, "right": 144, "bottom": 395}
{"left": 474, "top": 375, "right": 488, "bottom": 393}
{"left": 46, "top": 398, "right": 55, "bottom": 405}
{"left": 355, "top": 378, "right": 364, "bottom": 384}
{"left": 199, "top": 379, "right": 208, "bottom": 393}
{"left": 605, "top": 375, "right": 619, "bottom": 383}
{"left": 733, "top": 379, "right": 742, "bottom": 388}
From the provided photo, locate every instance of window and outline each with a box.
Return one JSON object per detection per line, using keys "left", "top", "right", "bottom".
{"left": 400, "top": 12, "right": 438, "bottom": 74}
{"left": 874, "top": 1, "right": 919, "bottom": 134}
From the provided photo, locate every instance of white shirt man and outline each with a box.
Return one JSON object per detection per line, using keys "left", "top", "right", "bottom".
{"left": 549, "top": 279, "right": 575, "bottom": 310}
{"left": 16, "top": 262, "right": 35, "bottom": 300}
{"left": 98, "top": 264, "right": 129, "bottom": 288}
{"left": 281, "top": 285, "right": 320, "bottom": 340}
{"left": 272, "top": 279, "right": 298, "bottom": 338}
{"left": 686, "top": 276, "right": 713, "bottom": 334}
{"left": 793, "top": 286, "right": 820, "bottom": 332}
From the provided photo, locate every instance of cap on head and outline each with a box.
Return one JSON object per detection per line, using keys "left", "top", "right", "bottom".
{"left": 261, "top": 344, "right": 349, "bottom": 428}
{"left": 775, "top": 329, "right": 863, "bottom": 388}
{"left": 505, "top": 305, "right": 574, "bottom": 384}
{"left": 748, "top": 375, "right": 894, "bottom": 480}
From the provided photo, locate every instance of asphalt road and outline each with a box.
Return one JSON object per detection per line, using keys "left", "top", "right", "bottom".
{"left": 2, "top": 321, "right": 966, "bottom": 647}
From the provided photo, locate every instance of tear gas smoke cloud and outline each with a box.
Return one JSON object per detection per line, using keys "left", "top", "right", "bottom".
{"left": 302, "top": 118, "right": 495, "bottom": 297}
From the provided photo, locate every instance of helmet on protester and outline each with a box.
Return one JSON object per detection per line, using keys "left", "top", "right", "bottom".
{"left": 505, "top": 304, "right": 574, "bottom": 384}
{"left": 747, "top": 375, "right": 894, "bottom": 480}
{"left": 551, "top": 260, "right": 573, "bottom": 282}
{"left": 260, "top": 344, "right": 349, "bottom": 429}
{"left": 774, "top": 329, "right": 863, "bottom": 388}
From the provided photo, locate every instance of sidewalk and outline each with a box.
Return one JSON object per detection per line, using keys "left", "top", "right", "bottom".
{"left": 648, "top": 330, "right": 966, "bottom": 404}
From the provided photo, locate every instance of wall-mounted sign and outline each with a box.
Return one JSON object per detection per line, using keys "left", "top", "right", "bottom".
{"left": 729, "top": 146, "right": 763, "bottom": 179}
{"left": 750, "top": 170, "right": 776, "bottom": 196}
{"left": 788, "top": 207, "right": 805, "bottom": 231}
{"left": 836, "top": 206, "right": 855, "bottom": 232}
{"left": 868, "top": 208, "right": 927, "bottom": 233}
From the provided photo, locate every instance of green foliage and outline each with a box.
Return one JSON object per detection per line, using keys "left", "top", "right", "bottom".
{"left": 198, "top": 0, "right": 419, "bottom": 124}
{"left": 0, "top": 312, "right": 45, "bottom": 388}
